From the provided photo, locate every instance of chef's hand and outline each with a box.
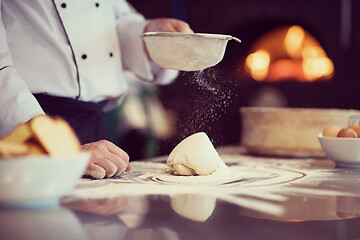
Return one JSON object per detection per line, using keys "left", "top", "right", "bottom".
{"left": 62, "top": 196, "right": 128, "bottom": 216}
{"left": 144, "top": 18, "right": 193, "bottom": 34}
{"left": 143, "top": 18, "right": 194, "bottom": 58}
{"left": 81, "top": 140, "right": 131, "bottom": 179}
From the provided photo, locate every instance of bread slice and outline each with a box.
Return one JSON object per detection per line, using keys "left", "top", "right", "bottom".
{"left": 0, "top": 115, "right": 81, "bottom": 157}
{"left": 0, "top": 141, "right": 29, "bottom": 156}
{"left": 26, "top": 139, "right": 47, "bottom": 155}
{"left": 2, "top": 122, "right": 33, "bottom": 143}
{"left": 30, "top": 115, "right": 81, "bottom": 155}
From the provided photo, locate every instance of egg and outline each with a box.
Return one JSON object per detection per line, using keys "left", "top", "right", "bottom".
{"left": 322, "top": 125, "right": 340, "bottom": 137}
{"left": 337, "top": 128, "right": 358, "bottom": 138}
{"left": 349, "top": 125, "right": 360, "bottom": 137}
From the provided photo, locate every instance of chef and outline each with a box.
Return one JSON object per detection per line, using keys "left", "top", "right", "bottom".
{"left": 0, "top": 0, "right": 193, "bottom": 178}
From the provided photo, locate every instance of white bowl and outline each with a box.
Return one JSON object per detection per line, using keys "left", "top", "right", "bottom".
{"left": 141, "top": 32, "right": 241, "bottom": 71}
{"left": 0, "top": 152, "right": 90, "bottom": 207}
{"left": 318, "top": 134, "right": 360, "bottom": 167}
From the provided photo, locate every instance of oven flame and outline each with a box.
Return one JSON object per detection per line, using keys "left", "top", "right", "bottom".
{"left": 301, "top": 45, "right": 334, "bottom": 80}
{"left": 303, "top": 57, "right": 334, "bottom": 80}
{"left": 244, "top": 25, "right": 334, "bottom": 82}
{"left": 284, "top": 25, "right": 305, "bottom": 59}
{"left": 245, "top": 50, "right": 270, "bottom": 81}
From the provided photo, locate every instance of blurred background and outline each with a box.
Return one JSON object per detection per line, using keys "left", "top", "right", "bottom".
{"left": 106, "top": 0, "right": 360, "bottom": 160}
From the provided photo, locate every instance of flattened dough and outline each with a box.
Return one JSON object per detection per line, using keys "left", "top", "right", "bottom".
{"left": 166, "top": 132, "right": 228, "bottom": 176}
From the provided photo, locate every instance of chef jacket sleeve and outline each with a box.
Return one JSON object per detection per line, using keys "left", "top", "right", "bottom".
{"left": 0, "top": 5, "right": 44, "bottom": 137}
{"left": 113, "top": 1, "right": 178, "bottom": 85}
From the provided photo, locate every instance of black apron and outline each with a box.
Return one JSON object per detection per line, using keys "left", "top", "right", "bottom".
{"left": 34, "top": 93, "right": 108, "bottom": 144}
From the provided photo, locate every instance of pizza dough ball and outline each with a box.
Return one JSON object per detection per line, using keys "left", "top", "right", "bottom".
{"left": 166, "top": 132, "right": 227, "bottom": 176}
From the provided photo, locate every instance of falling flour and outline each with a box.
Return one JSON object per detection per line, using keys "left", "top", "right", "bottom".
{"left": 176, "top": 68, "right": 233, "bottom": 144}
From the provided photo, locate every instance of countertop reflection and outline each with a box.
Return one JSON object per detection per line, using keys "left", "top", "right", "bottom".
{"left": 2, "top": 147, "right": 360, "bottom": 240}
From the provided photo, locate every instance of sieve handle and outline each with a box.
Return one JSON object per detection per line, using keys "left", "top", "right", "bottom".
{"left": 228, "top": 36, "right": 242, "bottom": 43}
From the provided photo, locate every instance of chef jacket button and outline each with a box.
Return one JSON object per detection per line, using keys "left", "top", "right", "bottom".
{"left": 109, "top": 52, "right": 113, "bottom": 57}
{"left": 81, "top": 54, "right": 87, "bottom": 60}
{"left": 95, "top": 3, "right": 100, "bottom": 7}
{"left": 61, "top": 3, "right": 67, "bottom": 8}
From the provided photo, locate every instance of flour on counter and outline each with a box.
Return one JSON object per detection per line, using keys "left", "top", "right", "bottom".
{"left": 66, "top": 152, "right": 357, "bottom": 218}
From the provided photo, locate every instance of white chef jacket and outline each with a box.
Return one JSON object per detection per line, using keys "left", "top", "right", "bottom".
{"left": 0, "top": 0, "right": 178, "bottom": 137}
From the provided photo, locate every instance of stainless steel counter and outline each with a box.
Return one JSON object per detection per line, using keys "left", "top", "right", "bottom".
{"left": 2, "top": 147, "right": 360, "bottom": 240}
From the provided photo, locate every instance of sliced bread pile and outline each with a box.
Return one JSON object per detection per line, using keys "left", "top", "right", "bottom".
{"left": 0, "top": 115, "right": 81, "bottom": 156}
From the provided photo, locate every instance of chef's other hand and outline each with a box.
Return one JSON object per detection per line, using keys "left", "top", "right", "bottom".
{"left": 82, "top": 140, "right": 130, "bottom": 179}
{"left": 144, "top": 18, "right": 193, "bottom": 34}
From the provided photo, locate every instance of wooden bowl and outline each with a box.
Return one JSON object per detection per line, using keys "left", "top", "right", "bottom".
{"left": 240, "top": 107, "right": 360, "bottom": 157}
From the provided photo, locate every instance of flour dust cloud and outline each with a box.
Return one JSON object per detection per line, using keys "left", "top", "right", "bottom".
{"left": 175, "top": 68, "right": 234, "bottom": 146}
